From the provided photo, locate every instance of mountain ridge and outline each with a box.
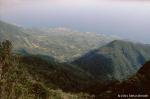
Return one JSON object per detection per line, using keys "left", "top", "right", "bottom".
{"left": 73, "top": 40, "right": 150, "bottom": 82}
{"left": 0, "top": 20, "right": 120, "bottom": 62}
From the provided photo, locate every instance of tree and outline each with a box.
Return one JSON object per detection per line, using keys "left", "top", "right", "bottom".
{"left": 0, "top": 40, "right": 12, "bottom": 62}
{"left": 0, "top": 40, "right": 13, "bottom": 78}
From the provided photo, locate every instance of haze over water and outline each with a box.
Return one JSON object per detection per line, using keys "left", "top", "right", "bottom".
{"left": 0, "top": 0, "right": 150, "bottom": 43}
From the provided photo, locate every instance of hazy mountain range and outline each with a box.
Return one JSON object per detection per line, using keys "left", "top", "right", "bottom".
{"left": 0, "top": 20, "right": 150, "bottom": 99}
{"left": 1, "top": 20, "right": 150, "bottom": 82}
{"left": 0, "top": 20, "right": 120, "bottom": 62}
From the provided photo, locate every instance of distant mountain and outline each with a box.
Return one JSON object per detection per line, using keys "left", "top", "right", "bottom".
{"left": 73, "top": 40, "right": 150, "bottom": 82}
{"left": 0, "top": 20, "right": 120, "bottom": 62}
{"left": 0, "top": 20, "right": 32, "bottom": 48}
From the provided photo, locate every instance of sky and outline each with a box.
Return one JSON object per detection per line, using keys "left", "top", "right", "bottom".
{"left": 0, "top": 0, "right": 150, "bottom": 43}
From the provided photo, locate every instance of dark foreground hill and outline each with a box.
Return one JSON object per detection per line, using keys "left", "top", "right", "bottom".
{"left": 1, "top": 41, "right": 150, "bottom": 99}
{"left": 73, "top": 40, "right": 150, "bottom": 82}
{"left": 98, "top": 61, "right": 150, "bottom": 99}
{"left": 0, "top": 40, "right": 109, "bottom": 99}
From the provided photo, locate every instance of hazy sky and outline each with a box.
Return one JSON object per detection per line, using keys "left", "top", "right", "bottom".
{"left": 0, "top": 0, "right": 150, "bottom": 43}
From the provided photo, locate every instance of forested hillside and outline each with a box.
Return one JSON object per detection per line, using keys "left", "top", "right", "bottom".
{"left": 0, "top": 40, "right": 113, "bottom": 99}
{"left": 1, "top": 20, "right": 150, "bottom": 99}
{"left": 98, "top": 61, "right": 150, "bottom": 99}
{"left": 0, "top": 40, "right": 95, "bottom": 99}
{"left": 73, "top": 40, "right": 150, "bottom": 82}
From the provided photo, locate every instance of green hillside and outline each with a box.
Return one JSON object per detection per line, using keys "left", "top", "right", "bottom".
{"left": 1, "top": 20, "right": 150, "bottom": 99}
{"left": 99, "top": 60, "right": 150, "bottom": 99}
{"left": 0, "top": 40, "right": 96, "bottom": 99}
{"left": 73, "top": 40, "right": 150, "bottom": 82}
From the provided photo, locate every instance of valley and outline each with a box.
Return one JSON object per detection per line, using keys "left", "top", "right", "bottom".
{"left": 0, "top": 20, "right": 150, "bottom": 99}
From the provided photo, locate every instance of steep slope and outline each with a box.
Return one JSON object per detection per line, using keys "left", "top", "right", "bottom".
{"left": 73, "top": 40, "right": 150, "bottom": 82}
{"left": 99, "top": 61, "right": 150, "bottom": 99}
{"left": 0, "top": 40, "right": 95, "bottom": 99}
{"left": 0, "top": 20, "right": 32, "bottom": 49}
{"left": 0, "top": 56, "right": 93, "bottom": 99}
{"left": 0, "top": 20, "right": 120, "bottom": 62}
